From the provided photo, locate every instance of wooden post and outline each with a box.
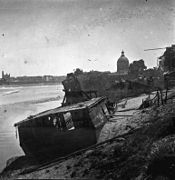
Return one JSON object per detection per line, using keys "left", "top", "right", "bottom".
{"left": 157, "top": 90, "right": 160, "bottom": 107}
{"left": 160, "top": 89, "right": 164, "bottom": 105}
{"left": 165, "top": 88, "right": 168, "bottom": 104}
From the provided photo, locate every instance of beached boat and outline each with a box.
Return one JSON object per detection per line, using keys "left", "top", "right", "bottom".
{"left": 14, "top": 97, "right": 109, "bottom": 160}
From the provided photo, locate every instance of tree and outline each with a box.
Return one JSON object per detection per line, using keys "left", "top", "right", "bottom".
{"left": 163, "top": 47, "right": 175, "bottom": 71}
{"left": 129, "top": 59, "right": 147, "bottom": 74}
{"left": 73, "top": 68, "right": 83, "bottom": 76}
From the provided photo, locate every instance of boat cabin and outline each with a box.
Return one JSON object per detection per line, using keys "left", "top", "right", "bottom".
{"left": 14, "top": 97, "right": 109, "bottom": 159}
{"left": 14, "top": 97, "right": 109, "bottom": 131}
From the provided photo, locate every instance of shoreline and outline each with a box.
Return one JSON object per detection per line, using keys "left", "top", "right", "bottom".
{"left": 0, "top": 96, "right": 61, "bottom": 106}
{"left": 0, "top": 82, "right": 63, "bottom": 87}
{"left": 1, "top": 96, "right": 174, "bottom": 179}
{"left": 0, "top": 97, "right": 63, "bottom": 172}
{"left": 0, "top": 92, "right": 153, "bottom": 173}
{"left": 0, "top": 88, "right": 174, "bottom": 178}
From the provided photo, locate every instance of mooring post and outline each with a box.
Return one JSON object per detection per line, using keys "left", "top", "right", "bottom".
{"left": 160, "top": 89, "right": 164, "bottom": 105}
{"left": 157, "top": 90, "right": 160, "bottom": 107}
{"left": 165, "top": 88, "right": 168, "bottom": 104}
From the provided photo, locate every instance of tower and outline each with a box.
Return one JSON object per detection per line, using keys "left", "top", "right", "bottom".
{"left": 2, "top": 71, "right": 4, "bottom": 79}
{"left": 117, "top": 50, "right": 129, "bottom": 75}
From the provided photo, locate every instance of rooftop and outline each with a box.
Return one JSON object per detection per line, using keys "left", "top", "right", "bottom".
{"left": 14, "top": 97, "right": 106, "bottom": 126}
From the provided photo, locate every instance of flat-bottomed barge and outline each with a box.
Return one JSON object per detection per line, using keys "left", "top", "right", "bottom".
{"left": 14, "top": 97, "right": 109, "bottom": 160}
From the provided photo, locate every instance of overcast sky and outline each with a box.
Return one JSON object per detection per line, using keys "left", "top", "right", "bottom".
{"left": 0, "top": 0, "right": 174, "bottom": 76}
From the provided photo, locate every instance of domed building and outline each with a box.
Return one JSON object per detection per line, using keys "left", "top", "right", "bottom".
{"left": 117, "top": 50, "right": 129, "bottom": 75}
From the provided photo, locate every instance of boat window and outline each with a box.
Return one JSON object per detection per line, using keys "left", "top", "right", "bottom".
{"left": 101, "top": 104, "right": 109, "bottom": 116}
{"left": 90, "top": 106, "right": 106, "bottom": 128}
{"left": 42, "top": 116, "right": 54, "bottom": 127}
{"left": 71, "top": 110, "right": 89, "bottom": 128}
{"left": 63, "top": 112, "right": 74, "bottom": 130}
{"left": 52, "top": 114, "right": 67, "bottom": 130}
{"left": 53, "top": 117, "right": 57, "bottom": 126}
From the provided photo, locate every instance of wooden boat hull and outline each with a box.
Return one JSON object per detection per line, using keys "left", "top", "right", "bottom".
{"left": 15, "top": 97, "right": 109, "bottom": 160}
{"left": 18, "top": 125, "right": 103, "bottom": 160}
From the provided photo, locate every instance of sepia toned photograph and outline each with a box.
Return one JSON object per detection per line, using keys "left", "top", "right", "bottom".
{"left": 0, "top": 0, "right": 175, "bottom": 179}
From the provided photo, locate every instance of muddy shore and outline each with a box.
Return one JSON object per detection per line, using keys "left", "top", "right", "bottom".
{"left": 1, "top": 91, "right": 175, "bottom": 179}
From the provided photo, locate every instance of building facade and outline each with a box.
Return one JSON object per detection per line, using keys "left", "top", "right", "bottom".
{"left": 117, "top": 51, "right": 129, "bottom": 75}
{"left": 0, "top": 71, "right": 10, "bottom": 84}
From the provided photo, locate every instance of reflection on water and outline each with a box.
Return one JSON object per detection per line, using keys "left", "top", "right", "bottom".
{"left": 0, "top": 84, "right": 63, "bottom": 172}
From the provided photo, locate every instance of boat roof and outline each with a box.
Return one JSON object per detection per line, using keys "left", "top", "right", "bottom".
{"left": 14, "top": 97, "right": 106, "bottom": 127}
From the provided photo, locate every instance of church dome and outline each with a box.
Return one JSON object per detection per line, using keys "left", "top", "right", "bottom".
{"left": 117, "top": 50, "right": 129, "bottom": 74}
{"left": 117, "top": 50, "right": 129, "bottom": 63}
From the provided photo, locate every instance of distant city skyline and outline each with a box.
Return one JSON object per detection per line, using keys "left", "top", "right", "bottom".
{"left": 0, "top": 0, "right": 174, "bottom": 76}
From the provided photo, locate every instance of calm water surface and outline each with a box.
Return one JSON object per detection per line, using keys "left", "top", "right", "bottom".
{"left": 0, "top": 84, "right": 64, "bottom": 172}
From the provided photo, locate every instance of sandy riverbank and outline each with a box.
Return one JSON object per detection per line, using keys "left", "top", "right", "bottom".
{"left": 1, "top": 98, "right": 174, "bottom": 179}
{"left": 1, "top": 89, "right": 174, "bottom": 179}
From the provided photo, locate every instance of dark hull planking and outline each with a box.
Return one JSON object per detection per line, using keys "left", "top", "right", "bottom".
{"left": 18, "top": 126, "right": 103, "bottom": 160}
{"left": 15, "top": 97, "right": 109, "bottom": 160}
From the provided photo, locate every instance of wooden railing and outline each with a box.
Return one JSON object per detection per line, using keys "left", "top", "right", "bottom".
{"left": 140, "top": 88, "right": 173, "bottom": 109}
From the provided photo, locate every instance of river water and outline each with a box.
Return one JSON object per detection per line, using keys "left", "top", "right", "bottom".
{"left": 0, "top": 84, "right": 64, "bottom": 172}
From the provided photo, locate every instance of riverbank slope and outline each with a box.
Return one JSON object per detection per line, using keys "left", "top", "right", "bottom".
{"left": 1, "top": 91, "right": 175, "bottom": 179}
